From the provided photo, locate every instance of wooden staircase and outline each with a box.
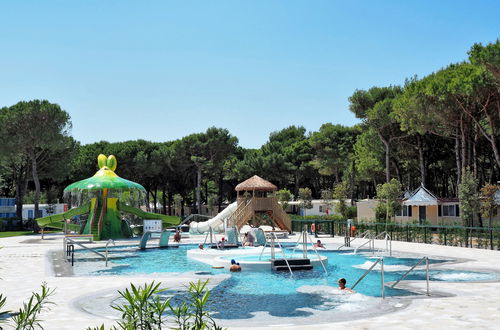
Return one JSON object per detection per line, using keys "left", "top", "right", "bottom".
{"left": 229, "top": 197, "right": 292, "bottom": 232}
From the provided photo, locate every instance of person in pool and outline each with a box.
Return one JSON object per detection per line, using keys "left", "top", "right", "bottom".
{"left": 173, "top": 230, "right": 181, "bottom": 243}
{"left": 230, "top": 259, "right": 241, "bottom": 272}
{"left": 338, "top": 278, "right": 355, "bottom": 293}
{"left": 314, "top": 240, "right": 326, "bottom": 249}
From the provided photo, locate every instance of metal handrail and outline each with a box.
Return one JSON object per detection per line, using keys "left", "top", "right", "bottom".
{"left": 64, "top": 237, "right": 107, "bottom": 267}
{"left": 373, "top": 231, "right": 392, "bottom": 256}
{"left": 105, "top": 239, "right": 115, "bottom": 267}
{"left": 337, "top": 230, "right": 372, "bottom": 250}
{"left": 271, "top": 233, "right": 293, "bottom": 276}
{"left": 391, "top": 257, "right": 430, "bottom": 296}
{"left": 304, "top": 231, "right": 328, "bottom": 274}
{"left": 353, "top": 235, "right": 375, "bottom": 254}
{"left": 351, "top": 257, "right": 385, "bottom": 298}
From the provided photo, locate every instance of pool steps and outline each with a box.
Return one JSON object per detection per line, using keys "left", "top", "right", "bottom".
{"left": 271, "top": 258, "right": 313, "bottom": 271}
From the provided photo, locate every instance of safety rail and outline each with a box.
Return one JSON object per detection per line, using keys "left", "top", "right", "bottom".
{"left": 105, "top": 239, "right": 115, "bottom": 267}
{"left": 63, "top": 237, "right": 107, "bottom": 267}
{"left": 270, "top": 233, "right": 293, "bottom": 276}
{"left": 337, "top": 230, "right": 372, "bottom": 250}
{"left": 373, "top": 231, "right": 392, "bottom": 256}
{"left": 353, "top": 237, "right": 374, "bottom": 254}
{"left": 303, "top": 231, "right": 328, "bottom": 274}
{"left": 351, "top": 257, "right": 385, "bottom": 298}
{"left": 391, "top": 256, "right": 430, "bottom": 296}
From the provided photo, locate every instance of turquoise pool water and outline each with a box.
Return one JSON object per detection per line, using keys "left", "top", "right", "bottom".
{"left": 74, "top": 244, "right": 500, "bottom": 320}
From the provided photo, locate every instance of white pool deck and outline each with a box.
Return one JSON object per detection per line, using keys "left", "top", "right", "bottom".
{"left": 1, "top": 233, "right": 500, "bottom": 329}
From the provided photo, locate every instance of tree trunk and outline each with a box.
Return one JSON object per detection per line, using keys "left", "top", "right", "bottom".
{"left": 196, "top": 166, "right": 202, "bottom": 214}
{"left": 162, "top": 187, "right": 167, "bottom": 215}
{"left": 152, "top": 187, "right": 158, "bottom": 213}
{"left": 218, "top": 173, "right": 223, "bottom": 212}
{"left": 484, "top": 112, "right": 500, "bottom": 170}
{"left": 167, "top": 191, "right": 173, "bottom": 216}
{"left": 455, "top": 133, "right": 461, "bottom": 186}
{"left": 31, "top": 154, "right": 41, "bottom": 232}
{"left": 417, "top": 134, "right": 426, "bottom": 186}
{"left": 378, "top": 134, "right": 391, "bottom": 183}
{"left": 349, "top": 159, "right": 356, "bottom": 206}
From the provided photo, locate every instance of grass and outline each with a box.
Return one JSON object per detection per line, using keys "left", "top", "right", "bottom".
{"left": 0, "top": 231, "right": 34, "bottom": 238}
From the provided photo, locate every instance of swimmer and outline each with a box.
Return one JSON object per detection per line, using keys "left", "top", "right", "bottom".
{"left": 313, "top": 240, "right": 326, "bottom": 249}
{"left": 338, "top": 278, "right": 355, "bottom": 293}
{"left": 230, "top": 259, "right": 241, "bottom": 272}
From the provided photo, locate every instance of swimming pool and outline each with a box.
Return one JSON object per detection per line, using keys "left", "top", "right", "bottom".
{"left": 71, "top": 244, "right": 500, "bottom": 325}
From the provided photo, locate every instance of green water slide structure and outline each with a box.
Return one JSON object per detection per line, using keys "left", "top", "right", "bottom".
{"left": 36, "top": 154, "right": 180, "bottom": 240}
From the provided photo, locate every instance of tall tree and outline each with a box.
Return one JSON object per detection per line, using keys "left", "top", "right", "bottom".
{"left": 349, "top": 86, "right": 404, "bottom": 182}
{"left": 0, "top": 100, "right": 71, "bottom": 225}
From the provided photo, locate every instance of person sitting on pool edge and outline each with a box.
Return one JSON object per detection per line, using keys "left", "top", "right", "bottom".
{"left": 314, "top": 240, "right": 326, "bottom": 249}
{"left": 230, "top": 259, "right": 241, "bottom": 272}
{"left": 218, "top": 237, "right": 226, "bottom": 249}
{"left": 338, "top": 278, "right": 355, "bottom": 293}
{"left": 244, "top": 232, "right": 255, "bottom": 246}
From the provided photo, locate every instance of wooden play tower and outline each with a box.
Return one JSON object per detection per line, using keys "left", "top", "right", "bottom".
{"left": 228, "top": 175, "right": 291, "bottom": 232}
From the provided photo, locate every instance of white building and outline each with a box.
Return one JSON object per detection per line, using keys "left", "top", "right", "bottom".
{"left": 22, "top": 203, "right": 68, "bottom": 220}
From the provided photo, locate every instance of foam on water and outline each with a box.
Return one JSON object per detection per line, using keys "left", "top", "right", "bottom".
{"left": 431, "top": 271, "right": 498, "bottom": 281}
{"left": 354, "top": 261, "right": 412, "bottom": 272}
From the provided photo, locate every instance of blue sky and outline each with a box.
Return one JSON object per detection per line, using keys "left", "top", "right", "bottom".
{"left": 1, "top": 0, "right": 499, "bottom": 148}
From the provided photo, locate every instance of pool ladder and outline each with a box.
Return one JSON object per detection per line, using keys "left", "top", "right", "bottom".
{"left": 351, "top": 256, "right": 430, "bottom": 299}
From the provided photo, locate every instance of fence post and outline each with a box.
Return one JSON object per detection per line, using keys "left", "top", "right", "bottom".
{"left": 424, "top": 226, "right": 427, "bottom": 244}
{"left": 444, "top": 227, "right": 447, "bottom": 246}
{"left": 406, "top": 224, "right": 409, "bottom": 242}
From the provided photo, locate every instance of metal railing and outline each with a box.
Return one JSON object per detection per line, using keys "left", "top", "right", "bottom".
{"left": 391, "top": 256, "right": 430, "bottom": 296}
{"left": 303, "top": 231, "right": 328, "bottom": 274}
{"left": 270, "top": 233, "right": 293, "bottom": 276}
{"left": 337, "top": 230, "right": 372, "bottom": 250}
{"left": 105, "top": 239, "right": 115, "bottom": 267}
{"left": 351, "top": 257, "right": 385, "bottom": 298}
{"left": 373, "top": 231, "right": 392, "bottom": 256}
{"left": 63, "top": 237, "right": 107, "bottom": 267}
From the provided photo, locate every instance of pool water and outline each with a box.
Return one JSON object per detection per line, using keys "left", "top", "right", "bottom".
{"left": 73, "top": 244, "right": 500, "bottom": 321}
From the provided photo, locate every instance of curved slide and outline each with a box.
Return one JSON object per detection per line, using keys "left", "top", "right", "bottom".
{"left": 189, "top": 202, "right": 237, "bottom": 234}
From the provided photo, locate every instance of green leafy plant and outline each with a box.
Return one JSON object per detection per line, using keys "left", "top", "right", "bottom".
{"left": 8, "top": 283, "right": 55, "bottom": 330}
{"left": 90, "top": 280, "right": 223, "bottom": 330}
{"left": 170, "top": 280, "right": 223, "bottom": 330}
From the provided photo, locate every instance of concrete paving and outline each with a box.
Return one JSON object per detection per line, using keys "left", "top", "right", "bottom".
{"left": 1, "top": 233, "right": 499, "bottom": 329}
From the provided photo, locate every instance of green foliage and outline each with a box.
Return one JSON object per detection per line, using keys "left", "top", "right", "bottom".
{"left": 376, "top": 179, "right": 402, "bottom": 220}
{"left": 309, "top": 123, "right": 358, "bottom": 181}
{"left": 458, "top": 168, "right": 479, "bottom": 227}
{"left": 333, "top": 182, "right": 349, "bottom": 218}
{"left": 8, "top": 282, "right": 55, "bottom": 330}
{"left": 480, "top": 183, "right": 499, "bottom": 228}
{"left": 89, "top": 280, "right": 223, "bottom": 330}
{"left": 374, "top": 202, "right": 387, "bottom": 221}
{"left": 170, "top": 280, "right": 223, "bottom": 330}
{"left": 276, "top": 189, "right": 293, "bottom": 210}
{"left": 111, "top": 281, "right": 170, "bottom": 330}
{"left": 353, "top": 128, "right": 384, "bottom": 181}
{"left": 298, "top": 188, "right": 313, "bottom": 215}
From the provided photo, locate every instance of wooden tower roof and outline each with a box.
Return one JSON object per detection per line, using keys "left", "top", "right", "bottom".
{"left": 235, "top": 175, "right": 278, "bottom": 192}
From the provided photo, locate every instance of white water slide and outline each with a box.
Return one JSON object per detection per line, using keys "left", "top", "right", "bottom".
{"left": 189, "top": 202, "right": 238, "bottom": 234}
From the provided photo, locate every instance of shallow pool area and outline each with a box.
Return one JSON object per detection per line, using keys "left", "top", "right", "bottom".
{"left": 68, "top": 242, "right": 500, "bottom": 325}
